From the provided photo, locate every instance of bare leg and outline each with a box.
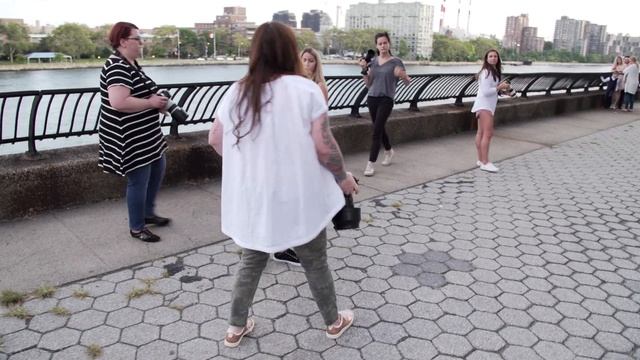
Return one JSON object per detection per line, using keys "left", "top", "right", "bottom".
{"left": 477, "top": 110, "right": 494, "bottom": 164}
{"left": 475, "top": 113, "right": 483, "bottom": 162}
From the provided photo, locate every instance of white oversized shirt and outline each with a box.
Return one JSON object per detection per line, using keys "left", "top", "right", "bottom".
{"left": 471, "top": 69, "right": 500, "bottom": 115}
{"left": 215, "top": 75, "right": 345, "bottom": 253}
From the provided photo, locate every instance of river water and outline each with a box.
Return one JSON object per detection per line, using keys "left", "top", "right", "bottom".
{"left": 0, "top": 63, "right": 610, "bottom": 155}
{"left": 0, "top": 63, "right": 611, "bottom": 92}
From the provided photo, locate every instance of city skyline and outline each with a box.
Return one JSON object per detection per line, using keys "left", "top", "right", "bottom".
{"left": 2, "top": 0, "right": 639, "bottom": 40}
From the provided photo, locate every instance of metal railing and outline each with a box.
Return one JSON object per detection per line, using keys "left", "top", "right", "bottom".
{"left": 0, "top": 72, "right": 606, "bottom": 156}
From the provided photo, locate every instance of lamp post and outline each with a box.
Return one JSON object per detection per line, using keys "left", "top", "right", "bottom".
{"left": 210, "top": 32, "right": 216, "bottom": 59}
{"left": 177, "top": 30, "right": 181, "bottom": 59}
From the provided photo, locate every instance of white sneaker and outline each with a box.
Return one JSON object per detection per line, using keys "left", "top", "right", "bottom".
{"left": 480, "top": 162, "right": 499, "bottom": 172}
{"left": 364, "top": 161, "right": 375, "bottom": 176}
{"left": 476, "top": 160, "right": 482, "bottom": 167}
{"left": 381, "top": 149, "right": 394, "bottom": 166}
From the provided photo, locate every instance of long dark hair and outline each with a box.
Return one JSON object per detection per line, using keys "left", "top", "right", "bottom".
{"left": 374, "top": 32, "right": 393, "bottom": 56}
{"left": 233, "top": 22, "right": 304, "bottom": 144}
{"left": 478, "top": 49, "right": 502, "bottom": 82}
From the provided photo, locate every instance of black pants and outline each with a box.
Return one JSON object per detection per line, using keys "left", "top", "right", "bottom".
{"left": 367, "top": 96, "right": 394, "bottom": 162}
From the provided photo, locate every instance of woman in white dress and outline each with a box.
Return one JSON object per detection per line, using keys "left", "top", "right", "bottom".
{"left": 471, "top": 49, "right": 510, "bottom": 173}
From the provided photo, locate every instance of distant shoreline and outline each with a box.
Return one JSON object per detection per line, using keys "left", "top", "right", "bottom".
{"left": 0, "top": 59, "right": 609, "bottom": 72}
{"left": 0, "top": 59, "right": 484, "bottom": 72}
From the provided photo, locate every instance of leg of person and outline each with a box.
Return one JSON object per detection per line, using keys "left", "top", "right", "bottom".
{"left": 616, "top": 90, "right": 625, "bottom": 109}
{"left": 611, "top": 89, "right": 620, "bottom": 109}
{"left": 474, "top": 112, "right": 483, "bottom": 166}
{"left": 365, "top": 96, "right": 381, "bottom": 176}
{"left": 623, "top": 93, "right": 631, "bottom": 111}
{"left": 126, "top": 164, "right": 159, "bottom": 242}
{"left": 225, "top": 248, "right": 269, "bottom": 347}
{"left": 477, "top": 111, "right": 498, "bottom": 172}
{"left": 293, "top": 230, "right": 353, "bottom": 339}
{"left": 378, "top": 97, "right": 395, "bottom": 166}
{"left": 144, "top": 155, "right": 170, "bottom": 226}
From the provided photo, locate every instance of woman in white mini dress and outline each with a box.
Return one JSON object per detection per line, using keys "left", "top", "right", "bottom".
{"left": 471, "top": 49, "right": 510, "bottom": 173}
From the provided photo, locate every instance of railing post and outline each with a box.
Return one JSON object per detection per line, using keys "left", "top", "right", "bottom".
{"left": 521, "top": 75, "right": 545, "bottom": 98}
{"left": 169, "top": 87, "right": 196, "bottom": 138}
{"left": 546, "top": 76, "right": 564, "bottom": 96}
{"left": 26, "top": 93, "right": 42, "bottom": 157}
{"left": 409, "top": 75, "right": 439, "bottom": 112}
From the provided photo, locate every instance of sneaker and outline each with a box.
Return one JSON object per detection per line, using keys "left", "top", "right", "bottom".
{"left": 326, "top": 310, "right": 354, "bottom": 339}
{"left": 130, "top": 228, "right": 161, "bottom": 242}
{"left": 480, "top": 162, "right": 499, "bottom": 173}
{"left": 381, "top": 149, "right": 394, "bottom": 166}
{"left": 224, "top": 318, "right": 255, "bottom": 348}
{"left": 144, "top": 215, "right": 171, "bottom": 227}
{"left": 272, "top": 248, "right": 301, "bottom": 266}
{"left": 364, "top": 161, "right": 375, "bottom": 176}
{"left": 476, "top": 160, "right": 482, "bottom": 167}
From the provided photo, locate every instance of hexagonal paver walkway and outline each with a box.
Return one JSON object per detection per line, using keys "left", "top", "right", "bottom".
{"left": 2, "top": 123, "right": 639, "bottom": 359}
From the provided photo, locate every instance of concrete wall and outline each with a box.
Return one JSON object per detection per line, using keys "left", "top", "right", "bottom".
{"left": 0, "top": 93, "right": 602, "bottom": 220}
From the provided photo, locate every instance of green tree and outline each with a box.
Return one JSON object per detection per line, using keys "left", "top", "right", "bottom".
{"left": 91, "top": 24, "right": 113, "bottom": 59}
{"left": 431, "top": 34, "right": 474, "bottom": 61}
{"left": 321, "top": 28, "right": 347, "bottom": 55}
{"left": 50, "top": 23, "right": 94, "bottom": 59}
{"left": 295, "top": 29, "right": 320, "bottom": 52}
{"left": 232, "top": 32, "right": 250, "bottom": 57}
{"left": 397, "top": 39, "right": 409, "bottom": 58}
{"left": 0, "top": 22, "right": 31, "bottom": 63}
{"left": 469, "top": 37, "right": 500, "bottom": 60}
{"left": 151, "top": 25, "right": 178, "bottom": 58}
{"left": 177, "top": 28, "right": 199, "bottom": 58}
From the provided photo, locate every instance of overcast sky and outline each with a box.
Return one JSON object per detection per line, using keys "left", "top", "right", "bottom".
{"left": 2, "top": 0, "right": 638, "bottom": 41}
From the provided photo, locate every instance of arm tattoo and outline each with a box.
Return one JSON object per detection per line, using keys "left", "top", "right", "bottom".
{"left": 319, "top": 116, "right": 347, "bottom": 183}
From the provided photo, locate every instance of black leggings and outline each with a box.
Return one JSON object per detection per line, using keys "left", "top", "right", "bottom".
{"left": 367, "top": 96, "right": 394, "bottom": 162}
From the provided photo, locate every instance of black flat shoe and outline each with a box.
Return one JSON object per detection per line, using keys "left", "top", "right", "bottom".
{"left": 144, "top": 215, "right": 171, "bottom": 227}
{"left": 130, "top": 228, "right": 161, "bottom": 243}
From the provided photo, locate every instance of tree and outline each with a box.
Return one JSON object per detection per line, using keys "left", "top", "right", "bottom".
{"left": 431, "top": 34, "right": 474, "bottom": 61}
{"left": 178, "top": 28, "right": 199, "bottom": 58}
{"left": 397, "top": 39, "right": 409, "bottom": 59}
{"left": 151, "top": 25, "right": 179, "bottom": 58}
{"left": 91, "top": 24, "right": 113, "bottom": 59}
{"left": 50, "top": 23, "right": 94, "bottom": 59}
{"left": 232, "top": 32, "right": 250, "bottom": 57}
{"left": 469, "top": 37, "right": 500, "bottom": 61}
{"left": 0, "top": 22, "right": 31, "bottom": 63}
{"left": 295, "top": 29, "right": 320, "bottom": 52}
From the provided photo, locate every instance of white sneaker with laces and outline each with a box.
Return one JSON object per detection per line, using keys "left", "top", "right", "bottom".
{"left": 364, "top": 161, "right": 375, "bottom": 176}
{"left": 480, "top": 162, "right": 499, "bottom": 173}
{"left": 381, "top": 149, "right": 394, "bottom": 166}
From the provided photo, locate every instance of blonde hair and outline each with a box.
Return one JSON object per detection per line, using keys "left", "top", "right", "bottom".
{"left": 300, "top": 48, "right": 326, "bottom": 87}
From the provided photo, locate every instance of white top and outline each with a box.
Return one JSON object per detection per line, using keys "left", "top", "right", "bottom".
{"left": 215, "top": 75, "right": 345, "bottom": 253}
{"left": 623, "top": 64, "right": 639, "bottom": 95}
{"left": 471, "top": 69, "right": 499, "bottom": 115}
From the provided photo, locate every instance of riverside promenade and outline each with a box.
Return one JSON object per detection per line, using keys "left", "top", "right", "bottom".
{"left": 1, "top": 109, "right": 639, "bottom": 359}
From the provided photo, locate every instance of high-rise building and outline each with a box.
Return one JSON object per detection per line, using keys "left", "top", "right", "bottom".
{"left": 345, "top": 1, "right": 434, "bottom": 58}
{"left": 273, "top": 11, "right": 297, "bottom": 28}
{"left": 301, "top": 10, "right": 333, "bottom": 33}
{"left": 553, "top": 16, "right": 588, "bottom": 53}
{"left": 520, "top": 27, "right": 544, "bottom": 54}
{"left": 605, "top": 34, "right": 640, "bottom": 57}
{"left": 503, "top": 14, "right": 528, "bottom": 51}
{"left": 214, "top": 6, "right": 248, "bottom": 29}
{"left": 584, "top": 23, "right": 607, "bottom": 56}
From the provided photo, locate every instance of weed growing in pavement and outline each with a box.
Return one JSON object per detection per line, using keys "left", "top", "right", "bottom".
{"left": 0, "top": 290, "right": 26, "bottom": 307}
{"left": 34, "top": 285, "right": 56, "bottom": 299}
{"left": 86, "top": 343, "right": 103, "bottom": 359}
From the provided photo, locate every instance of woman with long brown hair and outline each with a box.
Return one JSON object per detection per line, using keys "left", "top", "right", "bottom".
{"left": 471, "top": 49, "right": 510, "bottom": 173}
{"left": 208, "top": 22, "right": 358, "bottom": 348}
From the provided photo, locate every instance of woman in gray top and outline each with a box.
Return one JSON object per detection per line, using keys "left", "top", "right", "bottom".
{"left": 359, "top": 32, "right": 411, "bottom": 177}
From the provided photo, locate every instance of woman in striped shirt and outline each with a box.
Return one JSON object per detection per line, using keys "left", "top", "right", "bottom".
{"left": 98, "top": 22, "right": 171, "bottom": 243}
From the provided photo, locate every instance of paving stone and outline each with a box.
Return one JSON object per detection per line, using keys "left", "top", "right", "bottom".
{"left": 28, "top": 312, "right": 67, "bottom": 333}
{"left": 106, "top": 307, "right": 143, "bottom": 328}
{"left": 432, "top": 333, "right": 472, "bottom": 357}
{"left": 121, "top": 323, "right": 160, "bottom": 346}
{"left": 80, "top": 324, "right": 120, "bottom": 347}
{"left": 533, "top": 341, "right": 574, "bottom": 360}
{"left": 468, "top": 329, "right": 506, "bottom": 352}
{"left": 39, "top": 328, "right": 80, "bottom": 351}
{"left": 50, "top": 345, "right": 86, "bottom": 360}
{"left": 322, "top": 347, "right": 363, "bottom": 360}
{"left": 2, "top": 329, "right": 41, "bottom": 354}
{"left": 137, "top": 339, "right": 178, "bottom": 360}
{"left": 335, "top": 326, "right": 372, "bottom": 348}
{"left": 181, "top": 303, "right": 217, "bottom": 324}
{"left": 502, "top": 345, "right": 543, "bottom": 360}
{"left": 565, "top": 336, "right": 605, "bottom": 359}
{"left": 296, "top": 329, "right": 334, "bottom": 352}
{"left": 499, "top": 326, "right": 538, "bottom": 347}
{"left": 257, "top": 332, "right": 297, "bottom": 356}
{"left": 369, "top": 322, "right": 407, "bottom": 344}
{"left": 530, "top": 322, "right": 568, "bottom": 342}
{"left": 160, "top": 320, "right": 198, "bottom": 343}
{"left": 397, "top": 337, "right": 438, "bottom": 360}
{"left": 7, "top": 348, "right": 51, "bottom": 360}
{"left": 175, "top": 338, "right": 218, "bottom": 360}
{"left": 67, "top": 309, "right": 106, "bottom": 330}
{"left": 362, "top": 342, "right": 402, "bottom": 360}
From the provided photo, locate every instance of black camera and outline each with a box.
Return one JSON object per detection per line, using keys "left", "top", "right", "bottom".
{"left": 360, "top": 49, "right": 376, "bottom": 76}
{"left": 332, "top": 193, "right": 361, "bottom": 230}
{"left": 157, "top": 90, "right": 189, "bottom": 123}
{"left": 499, "top": 81, "right": 517, "bottom": 98}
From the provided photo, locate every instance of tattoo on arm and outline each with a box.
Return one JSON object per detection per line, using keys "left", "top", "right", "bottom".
{"left": 319, "top": 116, "right": 347, "bottom": 182}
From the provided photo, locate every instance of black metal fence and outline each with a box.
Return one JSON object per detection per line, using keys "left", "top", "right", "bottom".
{"left": 0, "top": 72, "right": 606, "bottom": 155}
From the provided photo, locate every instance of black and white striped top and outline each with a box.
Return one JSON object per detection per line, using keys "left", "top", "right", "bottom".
{"left": 98, "top": 53, "right": 167, "bottom": 176}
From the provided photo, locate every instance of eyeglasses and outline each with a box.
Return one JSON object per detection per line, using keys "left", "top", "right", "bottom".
{"left": 126, "top": 36, "right": 142, "bottom": 42}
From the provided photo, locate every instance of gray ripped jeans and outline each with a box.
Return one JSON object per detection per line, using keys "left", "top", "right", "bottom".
{"left": 229, "top": 229, "right": 338, "bottom": 327}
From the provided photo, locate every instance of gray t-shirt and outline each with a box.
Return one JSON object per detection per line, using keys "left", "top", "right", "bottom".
{"left": 367, "top": 57, "right": 405, "bottom": 98}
